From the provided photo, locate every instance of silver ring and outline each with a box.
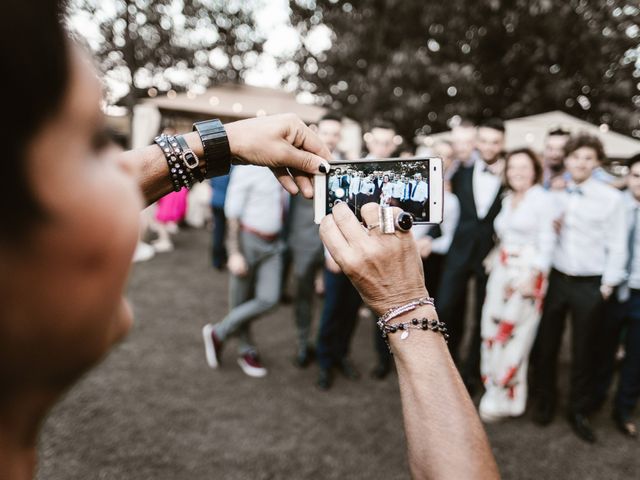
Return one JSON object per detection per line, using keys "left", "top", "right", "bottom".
{"left": 380, "top": 206, "right": 396, "bottom": 234}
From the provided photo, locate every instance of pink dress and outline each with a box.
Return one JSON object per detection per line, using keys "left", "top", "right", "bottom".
{"left": 155, "top": 188, "right": 188, "bottom": 223}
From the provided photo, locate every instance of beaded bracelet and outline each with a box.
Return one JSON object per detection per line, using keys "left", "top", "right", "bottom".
{"left": 380, "top": 317, "right": 449, "bottom": 352}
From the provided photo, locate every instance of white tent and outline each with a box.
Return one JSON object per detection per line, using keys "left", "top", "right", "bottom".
{"left": 420, "top": 111, "right": 640, "bottom": 160}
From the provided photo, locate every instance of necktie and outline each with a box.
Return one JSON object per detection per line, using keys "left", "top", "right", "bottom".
{"left": 618, "top": 206, "right": 639, "bottom": 302}
{"left": 566, "top": 186, "right": 584, "bottom": 195}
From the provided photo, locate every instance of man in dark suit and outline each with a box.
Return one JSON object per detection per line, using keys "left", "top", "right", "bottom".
{"left": 436, "top": 119, "right": 506, "bottom": 394}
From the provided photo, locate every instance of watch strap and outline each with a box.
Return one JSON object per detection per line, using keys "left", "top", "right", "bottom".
{"left": 192, "top": 119, "right": 231, "bottom": 179}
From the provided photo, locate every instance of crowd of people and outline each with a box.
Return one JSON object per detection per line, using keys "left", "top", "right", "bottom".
{"left": 202, "top": 112, "right": 640, "bottom": 445}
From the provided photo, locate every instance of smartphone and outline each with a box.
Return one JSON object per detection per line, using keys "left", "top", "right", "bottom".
{"left": 314, "top": 157, "right": 443, "bottom": 225}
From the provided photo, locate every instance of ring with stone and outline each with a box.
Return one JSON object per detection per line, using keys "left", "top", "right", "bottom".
{"left": 395, "top": 212, "right": 414, "bottom": 232}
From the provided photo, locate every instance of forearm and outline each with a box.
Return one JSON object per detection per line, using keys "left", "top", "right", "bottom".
{"left": 120, "top": 132, "right": 205, "bottom": 205}
{"left": 226, "top": 218, "right": 242, "bottom": 256}
{"left": 390, "top": 306, "right": 499, "bottom": 480}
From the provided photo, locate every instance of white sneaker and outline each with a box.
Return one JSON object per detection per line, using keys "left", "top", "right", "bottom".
{"left": 152, "top": 238, "right": 174, "bottom": 253}
{"left": 132, "top": 242, "right": 155, "bottom": 263}
{"left": 237, "top": 352, "right": 267, "bottom": 378}
{"left": 202, "top": 324, "right": 222, "bottom": 368}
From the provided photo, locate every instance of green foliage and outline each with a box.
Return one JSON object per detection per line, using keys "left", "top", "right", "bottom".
{"left": 68, "top": 0, "right": 264, "bottom": 105}
{"left": 289, "top": 0, "right": 640, "bottom": 140}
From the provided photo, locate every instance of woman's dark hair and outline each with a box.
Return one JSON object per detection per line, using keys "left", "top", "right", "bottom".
{"left": 564, "top": 132, "right": 606, "bottom": 163}
{"left": 3, "top": 0, "right": 69, "bottom": 243}
{"left": 504, "top": 148, "right": 543, "bottom": 190}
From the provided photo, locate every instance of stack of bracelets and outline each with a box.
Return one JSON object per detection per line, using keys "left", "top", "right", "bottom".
{"left": 153, "top": 119, "right": 231, "bottom": 191}
{"left": 376, "top": 296, "right": 449, "bottom": 352}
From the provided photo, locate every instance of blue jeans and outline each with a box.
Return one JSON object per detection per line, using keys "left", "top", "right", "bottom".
{"left": 316, "top": 270, "right": 361, "bottom": 370}
{"left": 211, "top": 206, "right": 227, "bottom": 268}
{"left": 593, "top": 289, "right": 640, "bottom": 418}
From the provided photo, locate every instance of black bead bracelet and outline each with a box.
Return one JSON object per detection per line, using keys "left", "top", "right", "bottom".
{"left": 380, "top": 317, "right": 449, "bottom": 352}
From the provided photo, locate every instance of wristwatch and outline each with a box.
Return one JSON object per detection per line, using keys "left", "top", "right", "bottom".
{"left": 192, "top": 119, "right": 231, "bottom": 179}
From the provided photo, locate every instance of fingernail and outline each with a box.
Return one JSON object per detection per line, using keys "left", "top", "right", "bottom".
{"left": 319, "top": 164, "right": 328, "bottom": 174}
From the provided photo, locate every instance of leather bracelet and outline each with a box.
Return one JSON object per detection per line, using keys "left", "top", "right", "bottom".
{"left": 192, "top": 119, "right": 231, "bottom": 179}
{"left": 166, "top": 135, "right": 197, "bottom": 189}
{"left": 175, "top": 135, "right": 204, "bottom": 183}
{"left": 154, "top": 134, "right": 183, "bottom": 192}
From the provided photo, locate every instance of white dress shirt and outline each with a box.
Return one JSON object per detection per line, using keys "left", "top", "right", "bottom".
{"left": 411, "top": 180, "right": 429, "bottom": 202}
{"left": 473, "top": 159, "right": 502, "bottom": 219}
{"left": 551, "top": 178, "right": 627, "bottom": 285}
{"left": 224, "top": 165, "right": 284, "bottom": 236}
{"left": 360, "top": 180, "right": 375, "bottom": 195}
{"left": 623, "top": 191, "right": 640, "bottom": 289}
{"left": 349, "top": 176, "right": 362, "bottom": 197}
{"left": 392, "top": 181, "right": 404, "bottom": 199}
{"left": 494, "top": 185, "right": 556, "bottom": 273}
{"left": 412, "top": 190, "right": 461, "bottom": 255}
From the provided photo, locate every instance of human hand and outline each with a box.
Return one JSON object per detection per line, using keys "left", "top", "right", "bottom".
{"left": 319, "top": 202, "right": 427, "bottom": 316}
{"left": 224, "top": 114, "right": 332, "bottom": 199}
{"left": 553, "top": 215, "right": 564, "bottom": 235}
{"left": 416, "top": 237, "right": 432, "bottom": 258}
{"left": 600, "top": 284, "right": 614, "bottom": 301}
{"left": 227, "top": 252, "right": 248, "bottom": 277}
{"left": 325, "top": 254, "right": 342, "bottom": 274}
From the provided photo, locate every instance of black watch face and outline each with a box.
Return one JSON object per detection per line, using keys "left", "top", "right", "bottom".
{"left": 397, "top": 212, "right": 413, "bottom": 231}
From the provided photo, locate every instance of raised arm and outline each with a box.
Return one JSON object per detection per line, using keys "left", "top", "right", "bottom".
{"left": 118, "top": 114, "right": 332, "bottom": 205}
{"left": 320, "top": 202, "right": 499, "bottom": 480}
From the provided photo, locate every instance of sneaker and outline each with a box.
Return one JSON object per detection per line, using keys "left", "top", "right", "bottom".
{"left": 132, "top": 241, "right": 155, "bottom": 263}
{"left": 237, "top": 352, "right": 267, "bottom": 378}
{"left": 202, "top": 324, "right": 222, "bottom": 368}
{"left": 152, "top": 238, "right": 174, "bottom": 253}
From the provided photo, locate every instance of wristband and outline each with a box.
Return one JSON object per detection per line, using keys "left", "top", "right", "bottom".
{"left": 192, "top": 119, "right": 231, "bottom": 179}
{"left": 176, "top": 135, "right": 204, "bottom": 183}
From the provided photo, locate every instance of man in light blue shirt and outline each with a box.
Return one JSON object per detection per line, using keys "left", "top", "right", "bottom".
{"left": 592, "top": 152, "right": 640, "bottom": 438}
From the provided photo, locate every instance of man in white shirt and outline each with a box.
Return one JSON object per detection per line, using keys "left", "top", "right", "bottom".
{"left": 532, "top": 134, "right": 627, "bottom": 443}
{"left": 591, "top": 152, "right": 640, "bottom": 438}
{"left": 408, "top": 172, "right": 429, "bottom": 217}
{"left": 202, "top": 165, "right": 285, "bottom": 378}
{"left": 437, "top": 119, "right": 505, "bottom": 395}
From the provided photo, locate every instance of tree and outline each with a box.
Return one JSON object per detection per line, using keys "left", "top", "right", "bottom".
{"left": 67, "top": 0, "right": 264, "bottom": 109}
{"left": 289, "top": 0, "right": 640, "bottom": 141}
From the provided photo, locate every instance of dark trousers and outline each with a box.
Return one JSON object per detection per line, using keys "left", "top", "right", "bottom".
{"left": 292, "top": 251, "right": 323, "bottom": 353}
{"left": 423, "top": 253, "right": 445, "bottom": 299}
{"left": 592, "top": 289, "right": 640, "bottom": 418}
{"left": 316, "top": 270, "right": 361, "bottom": 370}
{"left": 211, "top": 207, "right": 227, "bottom": 268}
{"left": 436, "top": 259, "right": 488, "bottom": 384}
{"left": 533, "top": 269, "right": 603, "bottom": 414}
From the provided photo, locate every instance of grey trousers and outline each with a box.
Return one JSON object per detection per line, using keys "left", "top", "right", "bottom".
{"left": 213, "top": 232, "right": 283, "bottom": 355}
{"left": 292, "top": 247, "right": 323, "bottom": 353}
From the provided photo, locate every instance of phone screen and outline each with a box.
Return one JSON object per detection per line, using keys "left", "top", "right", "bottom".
{"left": 326, "top": 159, "right": 431, "bottom": 222}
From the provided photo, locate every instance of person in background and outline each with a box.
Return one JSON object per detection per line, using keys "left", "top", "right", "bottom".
{"left": 437, "top": 118, "right": 506, "bottom": 395}
{"left": 414, "top": 140, "right": 460, "bottom": 297}
{"left": 450, "top": 120, "right": 477, "bottom": 169}
{"left": 288, "top": 114, "right": 344, "bottom": 368}
{"left": 209, "top": 171, "right": 231, "bottom": 270}
{"left": 202, "top": 165, "right": 286, "bottom": 378}
{"left": 532, "top": 133, "right": 627, "bottom": 443}
{"left": 591, "top": 152, "right": 640, "bottom": 438}
{"left": 479, "top": 149, "right": 555, "bottom": 422}
{"left": 542, "top": 127, "right": 571, "bottom": 191}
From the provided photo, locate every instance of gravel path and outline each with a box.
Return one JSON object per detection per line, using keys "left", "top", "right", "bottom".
{"left": 37, "top": 228, "right": 639, "bottom": 480}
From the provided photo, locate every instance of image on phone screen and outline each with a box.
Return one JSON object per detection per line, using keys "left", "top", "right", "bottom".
{"left": 326, "top": 159, "right": 432, "bottom": 222}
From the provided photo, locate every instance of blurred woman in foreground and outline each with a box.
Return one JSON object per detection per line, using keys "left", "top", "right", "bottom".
{"left": 0, "top": 1, "right": 498, "bottom": 479}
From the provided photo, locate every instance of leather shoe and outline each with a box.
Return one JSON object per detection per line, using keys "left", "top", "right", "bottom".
{"left": 613, "top": 410, "right": 638, "bottom": 439}
{"left": 532, "top": 400, "right": 555, "bottom": 426}
{"left": 317, "top": 368, "right": 333, "bottom": 391}
{"left": 293, "top": 346, "right": 315, "bottom": 369}
{"left": 567, "top": 413, "right": 597, "bottom": 443}
{"left": 370, "top": 362, "right": 391, "bottom": 380}
{"left": 338, "top": 359, "right": 360, "bottom": 380}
